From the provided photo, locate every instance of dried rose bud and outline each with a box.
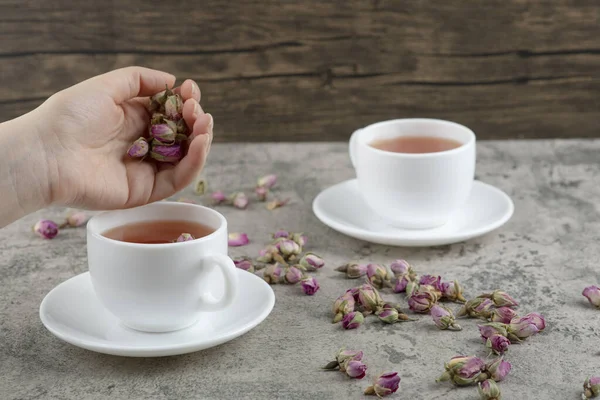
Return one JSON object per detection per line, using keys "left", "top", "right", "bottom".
{"left": 364, "top": 372, "right": 401, "bottom": 397}
{"left": 478, "top": 379, "right": 502, "bottom": 400}
{"left": 257, "top": 245, "right": 279, "bottom": 263}
{"left": 332, "top": 291, "right": 356, "bottom": 323}
{"left": 150, "top": 144, "right": 182, "bottom": 163}
{"left": 194, "top": 179, "right": 206, "bottom": 195}
{"left": 263, "top": 263, "right": 283, "bottom": 284}
{"left": 272, "top": 230, "right": 290, "bottom": 239}
{"left": 342, "top": 311, "right": 364, "bottom": 329}
{"left": 65, "top": 211, "right": 88, "bottom": 227}
{"left": 210, "top": 191, "right": 227, "bottom": 205}
{"left": 479, "top": 290, "right": 519, "bottom": 308}
{"left": 175, "top": 233, "right": 194, "bottom": 242}
{"left": 176, "top": 118, "right": 188, "bottom": 135}
{"left": 486, "top": 334, "right": 510, "bottom": 355}
{"left": 266, "top": 198, "right": 289, "bottom": 210}
{"left": 150, "top": 123, "right": 176, "bottom": 143}
{"left": 430, "top": 305, "right": 462, "bottom": 331}
{"left": 393, "top": 275, "right": 410, "bottom": 293}
{"left": 583, "top": 286, "right": 600, "bottom": 308}
{"left": 284, "top": 266, "right": 304, "bottom": 284}
{"left": 291, "top": 233, "right": 307, "bottom": 247}
{"left": 336, "top": 262, "right": 368, "bottom": 279}
{"left": 150, "top": 88, "right": 169, "bottom": 107}
{"left": 437, "top": 356, "right": 486, "bottom": 386}
{"left": 233, "top": 257, "right": 254, "bottom": 273}
{"left": 478, "top": 323, "right": 509, "bottom": 341}
{"left": 151, "top": 112, "right": 167, "bottom": 125}
{"left": 164, "top": 94, "right": 183, "bottom": 120}
{"left": 405, "top": 280, "right": 419, "bottom": 297}
{"left": 507, "top": 312, "right": 544, "bottom": 342}
{"left": 345, "top": 360, "right": 368, "bottom": 379}
{"left": 490, "top": 307, "right": 519, "bottom": 324}
{"left": 255, "top": 186, "right": 268, "bottom": 201}
{"left": 323, "top": 348, "right": 364, "bottom": 370}
{"left": 367, "top": 263, "right": 389, "bottom": 289}
{"left": 229, "top": 192, "right": 249, "bottom": 209}
{"left": 358, "top": 284, "right": 384, "bottom": 313}
{"left": 390, "top": 259, "right": 411, "bottom": 277}
{"left": 583, "top": 377, "right": 600, "bottom": 399}
{"left": 33, "top": 220, "right": 59, "bottom": 239}
{"left": 257, "top": 174, "right": 277, "bottom": 189}
{"left": 440, "top": 280, "right": 467, "bottom": 303}
{"left": 484, "top": 357, "right": 511, "bottom": 382}
{"left": 408, "top": 287, "right": 437, "bottom": 313}
{"left": 228, "top": 232, "right": 249, "bottom": 247}
{"left": 301, "top": 276, "right": 319, "bottom": 295}
{"left": 298, "top": 253, "right": 324, "bottom": 271}
{"left": 458, "top": 298, "right": 494, "bottom": 319}
{"left": 377, "top": 308, "right": 399, "bottom": 324}
{"left": 419, "top": 274, "right": 442, "bottom": 290}
{"left": 278, "top": 239, "right": 302, "bottom": 259}
{"left": 127, "top": 137, "right": 149, "bottom": 158}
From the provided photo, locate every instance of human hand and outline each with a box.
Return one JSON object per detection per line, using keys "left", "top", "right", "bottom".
{"left": 34, "top": 66, "right": 213, "bottom": 210}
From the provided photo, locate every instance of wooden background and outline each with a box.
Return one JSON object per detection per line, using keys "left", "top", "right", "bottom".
{"left": 1, "top": 0, "right": 599, "bottom": 141}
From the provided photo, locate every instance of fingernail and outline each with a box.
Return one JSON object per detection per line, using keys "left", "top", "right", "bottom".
{"left": 193, "top": 101, "right": 201, "bottom": 117}
{"left": 191, "top": 81, "right": 199, "bottom": 98}
{"left": 207, "top": 113, "right": 214, "bottom": 132}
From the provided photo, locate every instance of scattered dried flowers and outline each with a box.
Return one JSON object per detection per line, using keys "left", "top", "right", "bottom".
{"left": 437, "top": 356, "right": 511, "bottom": 386}
{"left": 127, "top": 86, "right": 188, "bottom": 164}
{"left": 583, "top": 286, "right": 600, "bottom": 308}
{"left": 205, "top": 174, "right": 289, "bottom": 210}
{"left": 583, "top": 377, "right": 600, "bottom": 399}
{"left": 364, "top": 372, "right": 401, "bottom": 397}
{"left": 33, "top": 210, "right": 89, "bottom": 240}
{"left": 478, "top": 290, "right": 519, "bottom": 308}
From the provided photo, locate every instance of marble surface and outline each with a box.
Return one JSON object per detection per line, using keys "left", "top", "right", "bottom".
{"left": 1, "top": 141, "right": 599, "bottom": 400}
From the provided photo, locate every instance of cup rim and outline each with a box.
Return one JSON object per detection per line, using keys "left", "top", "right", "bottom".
{"left": 86, "top": 202, "right": 227, "bottom": 248}
{"left": 356, "top": 118, "right": 476, "bottom": 158}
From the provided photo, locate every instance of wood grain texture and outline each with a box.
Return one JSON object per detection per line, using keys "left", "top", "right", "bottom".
{"left": 1, "top": 0, "right": 599, "bottom": 141}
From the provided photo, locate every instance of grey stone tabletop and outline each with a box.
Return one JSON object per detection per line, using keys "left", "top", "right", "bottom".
{"left": 1, "top": 141, "right": 599, "bottom": 400}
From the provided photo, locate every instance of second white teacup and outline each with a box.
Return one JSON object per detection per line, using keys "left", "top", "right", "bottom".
{"left": 349, "top": 118, "right": 476, "bottom": 229}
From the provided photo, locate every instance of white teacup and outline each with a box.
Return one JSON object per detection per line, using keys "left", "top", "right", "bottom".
{"left": 86, "top": 202, "right": 238, "bottom": 333}
{"left": 350, "top": 118, "right": 476, "bottom": 229}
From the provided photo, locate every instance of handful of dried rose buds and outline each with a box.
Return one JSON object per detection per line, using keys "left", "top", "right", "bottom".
{"left": 127, "top": 86, "right": 188, "bottom": 163}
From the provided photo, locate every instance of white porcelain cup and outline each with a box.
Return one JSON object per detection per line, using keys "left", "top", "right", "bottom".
{"left": 349, "top": 118, "right": 476, "bottom": 229}
{"left": 86, "top": 202, "right": 239, "bottom": 333}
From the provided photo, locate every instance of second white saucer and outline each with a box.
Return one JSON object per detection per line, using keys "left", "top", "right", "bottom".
{"left": 40, "top": 270, "right": 275, "bottom": 357}
{"left": 312, "top": 179, "right": 514, "bottom": 247}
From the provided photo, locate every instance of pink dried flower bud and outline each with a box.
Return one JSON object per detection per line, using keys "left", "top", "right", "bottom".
{"left": 485, "top": 357, "right": 511, "bottom": 382}
{"left": 479, "top": 290, "right": 519, "bottom": 308}
{"left": 358, "top": 284, "right": 384, "bottom": 313}
{"left": 332, "top": 292, "right": 356, "bottom": 323}
{"left": 150, "top": 144, "right": 182, "bottom": 163}
{"left": 478, "top": 323, "right": 509, "bottom": 341}
{"left": 343, "top": 263, "right": 367, "bottom": 279}
{"left": 367, "top": 263, "right": 389, "bottom": 289}
{"left": 257, "top": 245, "right": 278, "bottom": 263}
{"left": 419, "top": 274, "right": 442, "bottom": 289}
{"left": 175, "top": 233, "right": 194, "bottom": 242}
{"left": 33, "top": 220, "right": 59, "bottom": 239}
{"left": 210, "top": 191, "right": 227, "bottom": 205}
{"left": 583, "top": 286, "right": 600, "bottom": 308}
{"left": 150, "top": 123, "right": 176, "bottom": 143}
{"left": 257, "top": 174, "right": 277, "bottom": 189}
{"left": 405, "top": 280, "right": 420, "bottom": 297}
{"left": 127, "top": 137, "right": 149, "bottom": 158}
{"left": 301, "top": 276, "right": 319, "bottom": 295}
{"left": 291, "top": 232, "right": 307, "bottom": 247}
{"left": 345, "top": 360, "right": 368, "bottom": 379}
{"left": 364, "top": 372, "right": 401, "bottom": 397}
{"left": 255, "top": 186, "right": 268, "bottom": 201}
{"left": 478, "top": 379, "right": 502, "bottom": 400}
{"left": 284, "top": 266, "right": 304, "bottom": 284}
{"left": 323, "top": 348, "right": 363, "bottom": 370}
{"left": 164, "top": 94, "right": 183, "bottom": 120}
{"left": 490, "top": 307, "right": 519, "bottom": 324}
{"left": 377, "top": 308, "right": 401, "bottom": 324}
{"left": 390, "top": 259, "right": 411, "bottom": 277}
{"left": 342, "top": 311, "right": 364, "bottom": 329}
{"left": 430, "top": 305, "right": 462, "bottom": 331}
{"left": 408, "top": 287, "right": 437, "bottom": 313}
{"left": 278, "top": 239, "right": 301, "bottom": 259}
{"left": 458, "top": 298, "right": 494, "bottom": 319}
{"left": 437, "top": 356, "right": 486, "bottom": 386}
{"left": 233, "top": 257, "right": 254, "bottom": 273}
{"left": 486, "top": 334, "right": 510, "bottom": 355}
{"left": 266, "top": 198, "right": 289, "bottom": 210}
{"left": 440, "top": 280, "right": 467, "bottom": 303}
{"left": 507, "top": 312, "right": 545, "bottom": 342}
{"left": 272, "top": 230, "right": 290, "bottom": 239}
{"left": 65, "top": 211, "right": 88, "bottom": 227}
{"left": 583, "top": 376, "right": 600, "bottom": 399}
{"left": 298, "top": 253, "right": 324, "bottom": 271}
{"left": 230, "top": 192, "right": 249, "bottom": 209}
{"left": 228, "top": 232, "right": 249, "bottom": 247}
{"left": 393, "top": 275, "right": 410, "bottom": 293}
{"left": 263, "top": 263, "right": 283, "bottom": 284}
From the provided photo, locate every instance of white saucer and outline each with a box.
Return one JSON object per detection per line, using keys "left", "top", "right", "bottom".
{"left": 312, "top": 179, "right": 514, "bottom": 247}
{"left": 40, "top": 270, "right": 275, "bottom": 357}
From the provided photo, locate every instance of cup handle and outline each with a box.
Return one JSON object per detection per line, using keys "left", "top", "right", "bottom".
{"left": 197, "top": 254, "right": 238, "bottom": 312}
{"left": 349, "top": 129, "right": 361, "bottom": 168}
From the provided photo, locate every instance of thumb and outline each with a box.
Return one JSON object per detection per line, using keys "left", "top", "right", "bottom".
{"left": 92, "top": 66, "right": 176, "bottom": 104}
